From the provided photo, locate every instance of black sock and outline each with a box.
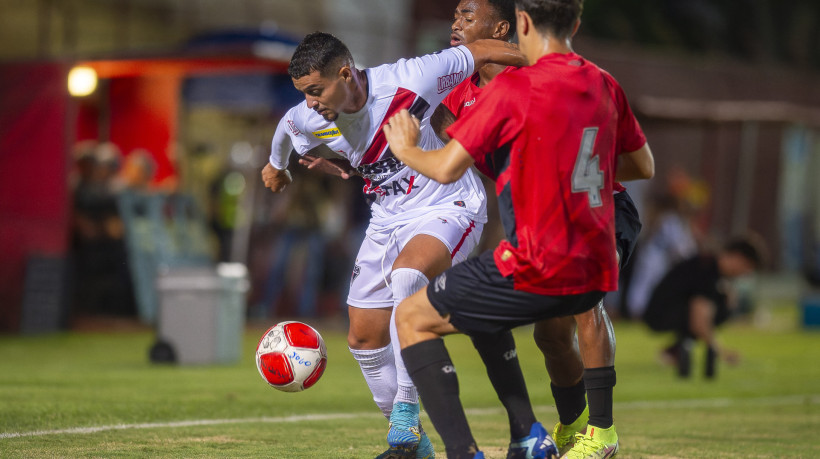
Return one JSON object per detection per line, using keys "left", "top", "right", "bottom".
{"left": 550, "top": 380, "right": 587, "bottom": 425}
{"left": 402, "top": 339, "right": 478, "bottom": 459}
{"left": 470, "top": 331, "right": 535, "bottom": 440}
{"left": 583, "top": 366, "right": 616, "bottom": 429}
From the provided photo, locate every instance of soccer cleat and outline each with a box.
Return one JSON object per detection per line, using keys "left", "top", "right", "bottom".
{"left": 473, "top": 453, "right": 485, "bottom": 459}
{"left": 387, "top": 402, "right": 422, "bottom": 447}
{"left": 560, "top": 424, "right": 618, "bottom": 459}
{"left": 553, "top": 406, "right": 589, "bottom": 455}
{"left": 507, "top": 422, "right": 559, "bottom": 459}
{"left": 375, "top": 446, "right": 416, "bottom": 459}
{"left": 415, "top": 431, "right": 435, "bottom": 458}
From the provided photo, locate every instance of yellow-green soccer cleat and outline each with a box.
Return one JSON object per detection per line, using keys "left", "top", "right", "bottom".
{"left": 560, "top": 424, "right": 618, "bottom": 459}
{"left": 552, "top": 406, "right": 589, "bottom": 455}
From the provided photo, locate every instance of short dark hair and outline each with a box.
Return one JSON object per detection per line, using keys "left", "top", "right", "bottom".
{"left": 513, "top": 0, "right": 583, "bottom": 38}
{"left": 723, "top": 235, "right": 767, "bottom": 269}
{"left": 288, "top": 32, "right": 354, "bottom": 80}
{"left": 486, "top": 0, "right": 517, "bottom": 40}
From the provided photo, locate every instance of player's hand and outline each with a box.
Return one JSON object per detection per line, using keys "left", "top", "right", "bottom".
{"left": 383, "top": 109, "right": 420, "bottom": 158}
{"left": 298, "top": 154, "right": 357, "bottom": 180}
{"left": 261, "top": 163, "right": 292, "bottom": 192}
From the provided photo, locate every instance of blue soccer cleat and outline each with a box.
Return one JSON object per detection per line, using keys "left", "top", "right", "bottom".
{"left": 415, "top": 429, "right": 435, "bottom": 458}
{"left": 376, "top": 402, "right": 423, "bottom": 458}
{"left": 507, "top": 422, "right": 559, "bottom": 459}
{"left": 387, "top": 402, "right": 422, "bottom": 449}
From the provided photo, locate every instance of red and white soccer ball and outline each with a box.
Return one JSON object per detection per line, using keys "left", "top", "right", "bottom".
{"left": 255, "top": 321, "right": 327, "bottom": 392}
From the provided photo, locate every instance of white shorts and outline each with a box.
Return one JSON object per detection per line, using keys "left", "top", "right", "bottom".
{"left": 347, "top": 210, "right": 483, "bottom": 309}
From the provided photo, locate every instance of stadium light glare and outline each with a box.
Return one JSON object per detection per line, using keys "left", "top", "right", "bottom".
{"left": 68, "top": 66, "right": 98, "bottom": 97}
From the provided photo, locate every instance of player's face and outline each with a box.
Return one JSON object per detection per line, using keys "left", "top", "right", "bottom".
{"left": 292, "top": 69, "right": 350, "bottom": 121}
{"left": 451, "top": 0, "right": 501, "bottom": 46}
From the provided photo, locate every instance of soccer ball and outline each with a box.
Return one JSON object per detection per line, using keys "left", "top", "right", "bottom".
{"left": 255, "top": 321, "right": 328, "bottom": 392}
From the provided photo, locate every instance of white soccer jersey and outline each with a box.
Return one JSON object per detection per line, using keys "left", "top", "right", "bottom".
{"left": 269, "top": 45, "right": 488, "bottom": 226}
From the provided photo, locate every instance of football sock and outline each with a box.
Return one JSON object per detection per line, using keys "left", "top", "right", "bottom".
{"left": 550, "top": 380, "right": 587, "bottom": 425}
{"left": 583, "top": 366, "right": 616, "bottom": 429}
{"left": 349, "top": 344, "right": 397, "bottom": 418}
{"left": 470, "top": 331, "right": 535, "bottom": 439}
{"left": 402, "top": 338, "right": 478, "bottom": 459}
{"left": 390, "top": 268, "right": 429, "bottom": 405}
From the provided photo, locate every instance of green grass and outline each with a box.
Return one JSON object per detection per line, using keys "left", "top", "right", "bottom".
{"left": 0, "top": 308, "right": 818, "bottom": 458}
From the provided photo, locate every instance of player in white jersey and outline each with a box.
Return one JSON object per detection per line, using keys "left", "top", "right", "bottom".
{"left": 261, "top": 32, "right": 524, "bottom": 458}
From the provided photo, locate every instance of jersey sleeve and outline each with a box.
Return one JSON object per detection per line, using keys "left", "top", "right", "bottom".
{"left": 446, "top": 72, "right": 524, "bottom": 162}
{"left": 390, "top": 45, "right": 475, "bottom": 111}
{"left": 610, "top": 79, "right": 646, "bottom": 154}
{"left": 269, "top": 106, "right": 317, "bottom": 169}
{"left": 442, "top": 78, "right": 468, "bottom": 118}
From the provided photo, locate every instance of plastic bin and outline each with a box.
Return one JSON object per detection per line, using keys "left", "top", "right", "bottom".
{"left": 153, "top": 263, "right": 249, "bottom": 364}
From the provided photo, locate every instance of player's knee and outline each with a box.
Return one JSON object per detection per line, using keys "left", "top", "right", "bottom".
{"left": 347, "top": 320, "right": 390, "bottom": 350}
{"left": 533, "top": 317, "right": 576, "bottom": 353}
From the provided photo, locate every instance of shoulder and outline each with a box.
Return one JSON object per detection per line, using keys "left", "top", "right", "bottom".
{"left": 485, "top": 67, "right": 532, "bottom": 97}
{"left": 282, "top": 104, "right": 331, "bottom": 137}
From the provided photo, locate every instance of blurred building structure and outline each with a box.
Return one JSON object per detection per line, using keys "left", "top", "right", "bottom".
{"left": 1, "top": 0, "right": 819, "bottom": 331}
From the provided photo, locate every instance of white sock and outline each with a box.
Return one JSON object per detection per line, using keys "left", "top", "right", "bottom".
{"left": 349, "top": 345, "right": 397, "bottom": 419}
{"left": 390, "top": 267, "right": 430, "bottom": 405}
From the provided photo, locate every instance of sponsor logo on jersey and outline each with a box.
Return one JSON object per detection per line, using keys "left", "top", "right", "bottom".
{"left": 464, "top": 98, "right": 476, "bottom": 107}
{"left": 287, "top": 120, "right": 301, "bottom": 136}
{"left": 453, "top": 200, "right": 465, "bottom": 207}
{"left": 312, "top": 127, "right": 341, "bottom": 139}
{"left": 363, "top": 176, "right": 417, "bottom": 198}
{"left": 437, "top": 71, "right": 465, "bottom": 94}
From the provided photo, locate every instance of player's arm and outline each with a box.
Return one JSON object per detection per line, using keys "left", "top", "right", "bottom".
{"left": 463, "top": 39, "right": 526, "bottom": 70}
{"left": 615, "top": 143, "right": 654, "bottom": 181}
{"left": 384, "top": 109, "right": 474, "bottom": 184}
{"left": 263, "top": 117, "right": 297, "bottom": 193}
{"left": 298, "top": 154, "right": 358, "bottom": 180}
{"left": 430, "top": 104, "right": 456, "bottom": 143}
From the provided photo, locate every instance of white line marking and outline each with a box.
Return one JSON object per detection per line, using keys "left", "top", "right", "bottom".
{"left": 1, "top": 394, "right": 817, "bottom": 439}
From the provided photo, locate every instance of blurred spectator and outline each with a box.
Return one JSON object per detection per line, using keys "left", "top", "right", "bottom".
{"left": 622, "top": 168, "right": 707, "bottom": 319}
{"left": 642, "top": 235, "right": 766, "bottom": 379}
{"left": 113, "top": 148, "right": 157, "bottom": 193}
{"left": 253, "top": 171, "right": 328, "bottom": 318}
{"left": 70, "top": 142, "right": 135, "bottom": 317}
{"left": 623, "top": 194, "right": 698, "bottom": 318}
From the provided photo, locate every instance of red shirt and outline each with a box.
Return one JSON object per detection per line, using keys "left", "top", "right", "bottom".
{"left": 447, "top": 53, "right": 646, "bottom": 295}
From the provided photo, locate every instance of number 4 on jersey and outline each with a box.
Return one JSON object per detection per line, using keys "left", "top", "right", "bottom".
{"left": 571, "top": 127, "right": 604, "bottom": 208}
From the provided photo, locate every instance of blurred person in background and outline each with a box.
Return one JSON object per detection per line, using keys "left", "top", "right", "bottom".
{"left": 113, "top": 148, "right": 158, "bottom": 193}
{"left": 70, "top": 142, "right": 135, "bottom": 317}
{"left": 255, "top": 170, "right": 327, "bottom": 318}
{"left": 642, "top": 235, "right": 766, "bottom": 379}
{"left": 623, "top": 168, "right": 706, "bottom": 320}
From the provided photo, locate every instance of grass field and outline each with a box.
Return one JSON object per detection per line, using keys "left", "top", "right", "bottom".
{"left": 1, "top": 306, "right": 818, "bottom": 458}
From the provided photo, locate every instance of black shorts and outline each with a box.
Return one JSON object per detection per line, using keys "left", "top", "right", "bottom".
{"left": 426, "top": 251, "right": 605, "bottom": 336}
{"left": 614, "top": 190, "right": 641, "bottom": 269}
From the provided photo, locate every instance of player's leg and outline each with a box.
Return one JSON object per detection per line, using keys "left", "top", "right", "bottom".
{"left": 398, "top": 288, "right": 478, "bottom": 459}
{"left": 532, "top": 317, "right": 588, "bottom": 455}
{"left": 347, "top": 229, "right": 401, "bottom": 419}
{"left": 400, "top": 251, "right": 569, "bottom": 459}
{"left": 383, "top": 214, "right": 481, "bottom": 457}
{"left": 470, "top": 330, "right": 558, "bottom": 459}
{"left": 386, "top": 234, "right": 450, "bottom": 458}
{"left": 561, "top": 191, "right": 639, "bottom": 458}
